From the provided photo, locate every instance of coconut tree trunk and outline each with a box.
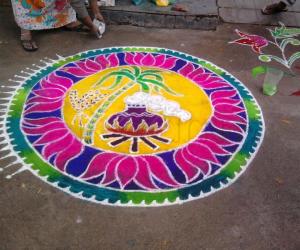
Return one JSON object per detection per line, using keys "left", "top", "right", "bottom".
{"left": 83, "top": 81, "right": 136, "bottom": 144}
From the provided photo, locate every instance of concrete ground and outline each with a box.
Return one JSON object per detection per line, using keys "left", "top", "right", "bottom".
{"left": 101, "top": 0, "right": 300, "bottom": 28}
{"left": 219, "top": 0, "right": 300, "bottom": 26}
{"left": 0, "top": 7, "right": 300, "bottom": 250}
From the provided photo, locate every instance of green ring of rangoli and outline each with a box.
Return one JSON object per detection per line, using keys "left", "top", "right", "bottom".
{"left": 5, "top": 47, "right": 264, "bottom": 206}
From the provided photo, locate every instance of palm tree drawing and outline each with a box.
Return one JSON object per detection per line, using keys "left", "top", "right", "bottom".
{"left": 83, "top": 66, "right": 179, "bottom": 144}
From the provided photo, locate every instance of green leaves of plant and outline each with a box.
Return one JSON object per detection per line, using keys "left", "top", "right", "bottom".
{"left": 270, "top": 22, "right": 300, "bottom": 39}
{"left": 94, "top": 71, "right": 135, "bottom": 88}
{"left": 132, "top": 66, "right": 141, "bottom": 77}
{"left": 258, "top": 54, "right": 288, "bottom": 66}
{"left": 140, "top": 72, "right": 163, "bottom": 81}
{"left": 136, "top": 80, "right": 150, "bottom": 92}
{"left": 137, "top": 77, "right": 178, "bottom": 95}
{"left": 280, "top": 38, "right": 300, "bottom": 51}
{"left": 247, "top": 23, "right": 300, "bottom": 96}
{"left": 258, "top": 55, "right": 272, "bottom": 63}
{"left": 93, "top": 66, "right": 179, "bottom": 96}
{"left": 288, "top": 52, "right": 300, "bottom": 67}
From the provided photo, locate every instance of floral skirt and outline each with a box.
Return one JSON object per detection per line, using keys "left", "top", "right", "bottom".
{"left": 11, "top": 0, "right": 77, "bottom": 30}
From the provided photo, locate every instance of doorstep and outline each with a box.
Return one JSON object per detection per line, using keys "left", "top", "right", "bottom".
{"left": 100, "top": 0, "right": 219, "bottom": 30}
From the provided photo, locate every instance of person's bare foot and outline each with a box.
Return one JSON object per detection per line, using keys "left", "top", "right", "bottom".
{"left": 262, "top": 1, "right": 287, "bottom": 15}
{"left": 20, "top": 29, "right": 38, "bottom": 52}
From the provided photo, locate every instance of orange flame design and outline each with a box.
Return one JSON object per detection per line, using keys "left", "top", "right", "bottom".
{"left": 106, "top": 119, "right": 168, "bottom": 136}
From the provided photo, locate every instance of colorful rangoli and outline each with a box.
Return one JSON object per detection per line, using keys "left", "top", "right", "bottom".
{"left": 0, "top": 47, "right": 264, "bottom": 206}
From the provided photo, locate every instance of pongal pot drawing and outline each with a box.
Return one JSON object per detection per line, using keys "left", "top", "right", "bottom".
{"left": 102, "top": 104, "right": 170, "bottom": 153}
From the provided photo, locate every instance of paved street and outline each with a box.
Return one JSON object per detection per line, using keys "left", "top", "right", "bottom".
{"left": 0, "top": 5, "right": 300, "bottom": 250}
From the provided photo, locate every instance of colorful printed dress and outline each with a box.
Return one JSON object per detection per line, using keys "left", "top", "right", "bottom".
{"left": 11, "top": 0, "right": 76, "bottom": 30}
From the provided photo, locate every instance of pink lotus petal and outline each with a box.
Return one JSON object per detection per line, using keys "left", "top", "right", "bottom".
{"left": 81, "top": 152, "right": 118, "bottom": 179}
{"left": 101, "top": 156, "right": 124, "bottom": 185}
{"left": 193, "top": 73, "right": 211, "bottom": 83}
{"left": 48, "top": 73, "right": 73, "bottom": 89}
{"left": 33, "top": 129, "right": 68, "bottom": 145}
{"left": 214, "top": 104, "right": 244, "bottom": 114}
{"left": 174, "top": 149, "right": 199, "bottom": 182}
{"left": 153, "top": 54, "right": 166, "bottom": 67}
{"left": 160, "top": 57, "right": 177, "bottom": 69}
{"left": 212, "top": 98, "right": 241, "bottom": 106}
{"left": 183, "top": 147, "right": 210, "bottom": 175}
{"left": 199, "top": 133, "right": 235, "bottom": 146}
{"left": 214, "top": 112, "right": 247, "bottom": 124}
{"left": 196, "top": 139, "right": 229, "bottom": 155}
{"left": 135, "top": 157, "right": 157, "bottom": 189}
{"left": 27, "top": 96, "right": 61, "bottom": 105}
{"left": 116, "top": 157, "right": 138, "bottom": 188}
{"left": 133, "top": 53, "right": 144, "bottom": 65}
{"left": 108, "top": 53, "right": 119, "bottom": 67}
{"left": 202, "top": 76, "right": 224, "bottom": 85}
{"left": 188, "top": 143, "right": 219, "bottom": 164}
{"left": 141, "top": 53, "right": 155, "bottom": 66}
{"left": 24, "top": 100, "right": 63, "bottom": 114}
{"left": 76, "top": 61, "right": 96, "bottom": 73}
{"left": 200, "top": 81, "right": 229, "bottom": 89}
{"left": 143, "top": 156, "right": 179, "bottom": 187}
{"left": 85, "top": 59, "right": 102, "bottom": 71}
{"left": 22, "top": 122, "right": 66, "bottom": 135}
{"left": 187, "top": 67, "right": 205, "bottom": 80}
{"left": 40, "top": 78, "right": 67, "bottom": 92}
{"left": 23, "top": 117, "right": 61, "bottom": 126}
{"left": 211, "top": 90, "right": 237, "bottom": 100}
{"left": 211, "top": 116, "right": 244, "bottom": 133}
{"left": 42, "top": 134, "right": 73, "bottom": 160}
{"left": 179, "top": 62, "right": 195, "bottom": 76}
{"left": 55, "top": 139, "right": 83, "bottom": 171}
{"left": 95, "top": 55, "right": 110, "bottom": 69}
{"left": 64, "top": 67, "right": 91, "bottom": 77}
{"left": 124, "top": 53, "right": 136, "bottom": 65}
{"left": 33, "top": 88, "right": 64, "bottom": 98}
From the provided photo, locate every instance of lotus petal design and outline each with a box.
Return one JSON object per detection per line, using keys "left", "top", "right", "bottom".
{"left": 7, "top": 48, "right": 264, "bottom": 206}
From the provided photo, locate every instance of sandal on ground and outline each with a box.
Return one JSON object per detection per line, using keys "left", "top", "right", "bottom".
{"left": 262, "top": 2, "right": 288, "bottom": 15}
{"left": 21, "top": 39, "right": 38, "bottom": 52}
{"left": 63, "top": 23, "right": 89, "bottom": 32}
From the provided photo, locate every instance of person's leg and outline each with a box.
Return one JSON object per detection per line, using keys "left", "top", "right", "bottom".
{"left": 70, "top": 0, "right": 99, "bottom": 37}
{"left": 20, "top": 28, "right": 38, "bottom": 52}
{"left": 65, "top": 20, "right": 87, "bottom": 29}
{"left": 262, "top": 1, "right": 287, "bottom": 15}
{"left": 89, "top": 0, "right": 105, "bottom": 22}
{"left": 262, "top": 0, "right": 296, "bottom": 15}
